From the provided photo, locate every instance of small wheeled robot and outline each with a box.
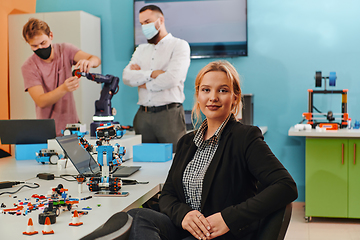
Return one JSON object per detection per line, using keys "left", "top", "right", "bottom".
{"left": 39, "top": 184, "right": 79, "bottom": 224}
{"left": 61, "top": 123, "right": 88, "bottom": 138}
{"left": 44, "top": 184, "right": 79, "bottom": 216}
{"left": 35, "top": 149, "right": 63, "bottom": 165}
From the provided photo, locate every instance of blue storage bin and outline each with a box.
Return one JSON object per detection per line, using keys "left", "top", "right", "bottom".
{"left": 15, "top": 143, "right": 47, "bottom": 160}
{"left": 133, "top": 143, "right": 172, "bottom": 162}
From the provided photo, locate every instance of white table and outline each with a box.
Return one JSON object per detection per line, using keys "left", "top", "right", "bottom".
{"left": 288, "top": 126, "right": 360, "bottom": 138}
{"left": 0, "top": 156, "right": 172, "bottom": 239}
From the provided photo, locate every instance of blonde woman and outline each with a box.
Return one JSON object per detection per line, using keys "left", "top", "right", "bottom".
{"left": 126, "top": 60, "right": 297, "bottom": 240}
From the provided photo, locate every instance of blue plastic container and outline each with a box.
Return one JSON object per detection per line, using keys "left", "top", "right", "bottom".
{"left": 133, "top": 143, "right": 172, "bottom": 162}
{"left": 15, "top": 143, "right": 47, "bottom": 160}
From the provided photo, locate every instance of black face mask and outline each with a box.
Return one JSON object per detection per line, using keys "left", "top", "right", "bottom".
{"left": 34, "top": 44, "right": 52, "bottom": 60}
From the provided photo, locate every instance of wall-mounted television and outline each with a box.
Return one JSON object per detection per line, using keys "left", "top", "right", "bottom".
{"left": 134, "top": 0, "right": 248, "bottom": 59}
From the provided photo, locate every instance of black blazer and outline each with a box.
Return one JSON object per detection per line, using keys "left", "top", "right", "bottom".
{"left": 159, "top": 117, "right": 298, "bottom": 239}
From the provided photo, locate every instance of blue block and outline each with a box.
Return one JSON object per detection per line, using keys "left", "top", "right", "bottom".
{"left": 15, "top": 143, "right": 47, "bottom": 160}
{"left": 133, "top": 143, "right": 172, "bottom": 162}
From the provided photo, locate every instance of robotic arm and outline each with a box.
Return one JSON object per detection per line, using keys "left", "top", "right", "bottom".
{"left": 73, "top": 70, "right": 119, "bottom": 117}
{"left": 73, "top": 70, "right": 120, "bottom": 136}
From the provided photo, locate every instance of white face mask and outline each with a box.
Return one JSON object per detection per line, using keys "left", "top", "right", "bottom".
{"left": 141, "top": 19, "right": 160, "bottom": 40}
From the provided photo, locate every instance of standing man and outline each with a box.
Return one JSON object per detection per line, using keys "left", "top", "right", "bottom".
{"left": 123, "top": 5, "right": 190, "bottom": 152}
{"left": 21, "top": 18, "right": 101, "bottom": 136}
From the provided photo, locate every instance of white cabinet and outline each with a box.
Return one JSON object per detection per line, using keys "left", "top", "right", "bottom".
{"left": 8, "top": 11, "right": 102, "bottom": 129}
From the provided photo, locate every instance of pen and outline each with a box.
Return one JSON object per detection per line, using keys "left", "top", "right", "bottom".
{"left": 81, "top": 196, "right": 92, "bottom": 200}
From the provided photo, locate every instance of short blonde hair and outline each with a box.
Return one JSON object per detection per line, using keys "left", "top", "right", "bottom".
{"left": 22, "top": 18, "right": 51, "bottom": 42}
{"left": 192, "top": 60, "right": 242, "bottom": 127}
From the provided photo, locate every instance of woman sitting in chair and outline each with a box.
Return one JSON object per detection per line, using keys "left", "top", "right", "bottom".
{"left": 127, "top": 60, "right": 298, "bottom": 240}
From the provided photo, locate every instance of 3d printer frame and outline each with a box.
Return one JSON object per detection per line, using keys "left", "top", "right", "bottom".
{"left": 303, "top": 89, "right": 349, "bottom": 129}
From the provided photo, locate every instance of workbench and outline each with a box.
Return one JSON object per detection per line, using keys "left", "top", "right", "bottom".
{"left": 0, "top": 156, "right": 171, "bottom": 239}
{"left": 288, "top": 127, "right": 360, "bottom": 221}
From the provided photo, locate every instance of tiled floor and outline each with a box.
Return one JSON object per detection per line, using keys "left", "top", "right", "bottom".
{"left": 285, "top": 202, "right": 360, "bottom": 240}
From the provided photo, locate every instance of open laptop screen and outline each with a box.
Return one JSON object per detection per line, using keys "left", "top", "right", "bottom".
{"left": 56, "top": 135, "right": 100, "bottom": 175}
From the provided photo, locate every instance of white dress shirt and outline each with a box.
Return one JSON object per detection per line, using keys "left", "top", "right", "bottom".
{"left": 123, "top": 33, "right": 190, "bottom": 107}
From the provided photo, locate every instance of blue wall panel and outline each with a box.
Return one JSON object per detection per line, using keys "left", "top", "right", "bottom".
{"left": 36, "top": 0, "right": 360, "bottom": 201}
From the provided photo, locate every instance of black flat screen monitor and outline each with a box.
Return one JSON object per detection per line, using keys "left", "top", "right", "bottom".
{"left": 0, "top": 119, "right": 56, "bottom": 144}
{"left": 134, "top": 0, "right": 248, "bottom": 58}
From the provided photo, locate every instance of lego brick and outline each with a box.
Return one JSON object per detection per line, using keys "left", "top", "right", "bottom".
{"left": 133, "top": 143, "right": 172, "bottom": 162}
{"left": 15, "top": 143, "right": 47, "bottom": 160}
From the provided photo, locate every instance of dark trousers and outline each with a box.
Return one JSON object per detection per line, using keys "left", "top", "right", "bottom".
{"left": 133, "top": 104, "right": 186, "bottom": 152}
{"left": 127, "top": 208, "right": 196, "bottom": 240}
{"left": 127, "top": 208, "right": 255, "bottom": 240}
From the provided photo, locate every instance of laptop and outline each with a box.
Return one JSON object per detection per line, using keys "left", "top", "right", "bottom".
{"left": 55, "top": 134, "right": 141, "bottom": 177}
{"left": 0, "top": 119, "right": 56, "bottom": 144}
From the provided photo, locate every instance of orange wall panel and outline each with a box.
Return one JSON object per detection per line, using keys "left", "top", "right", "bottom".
{"left": 0, "top": 0, "right": 36, "bottom": 153}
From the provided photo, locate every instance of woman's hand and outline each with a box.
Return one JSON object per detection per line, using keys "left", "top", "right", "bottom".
{"left": 182, "top": 210, "right": 212, "bottom": 240}
{"left": 206, "top": 213, "right": 230, "bottom": 239}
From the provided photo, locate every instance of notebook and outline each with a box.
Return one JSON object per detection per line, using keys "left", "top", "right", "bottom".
{"left": 55, "top": 134, "right": 141, "bottom": 177}
{"left": 0, "top": 119, "right": 56, "bottom": 144}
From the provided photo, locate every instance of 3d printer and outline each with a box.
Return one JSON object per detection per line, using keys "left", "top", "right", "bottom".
{"left": 302, "top": 71, "right": 349, "bottom": 130}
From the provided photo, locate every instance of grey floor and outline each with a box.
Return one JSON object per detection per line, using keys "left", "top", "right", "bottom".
{"left": 285, "top": 202, "right": 360, "bottom": 240}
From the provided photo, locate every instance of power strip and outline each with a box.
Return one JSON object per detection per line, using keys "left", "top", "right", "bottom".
{"left": 0, "top": 181, "right": 20, "bottom": 189}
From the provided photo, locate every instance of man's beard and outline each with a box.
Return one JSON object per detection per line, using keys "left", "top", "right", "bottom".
{"left": 147, "top": 31, "right": 161, "bottom": 44}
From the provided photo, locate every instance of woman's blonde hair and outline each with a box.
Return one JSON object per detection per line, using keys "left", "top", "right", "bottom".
{"left": 22, "top": 18, "right": 51, "bottom": 42}
{"left": 191, "top": 60, "right": 242, "bottom": 127}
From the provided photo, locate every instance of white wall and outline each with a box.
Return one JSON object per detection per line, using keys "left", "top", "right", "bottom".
{"left": 8, "top": 11, "right": 102, "bottom": 130}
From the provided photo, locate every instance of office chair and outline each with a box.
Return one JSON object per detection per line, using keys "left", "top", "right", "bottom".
{"left": 256, "top": 202, "right": 293, "bottom": 240}
{"left": 80, "top": 212, "right": 133, "bottom": 240}
{"left": 182, "top": 202, "right": 293, "bottom": 240}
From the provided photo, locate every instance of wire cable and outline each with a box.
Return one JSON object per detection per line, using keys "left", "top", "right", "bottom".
{"left": 110, "top": 167, "right": 119, "bottom": 174}
{"left": 298, "top": 119, "right": 306, "bottom": 124}
{"left": 57, "top": 174, "right": 78, "bottom": 182}
{"left": 313, "top": 106, "right": 326, "bottom": 116}
{"left": 0, "top": 182, "right": 40, "bottom": 196}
